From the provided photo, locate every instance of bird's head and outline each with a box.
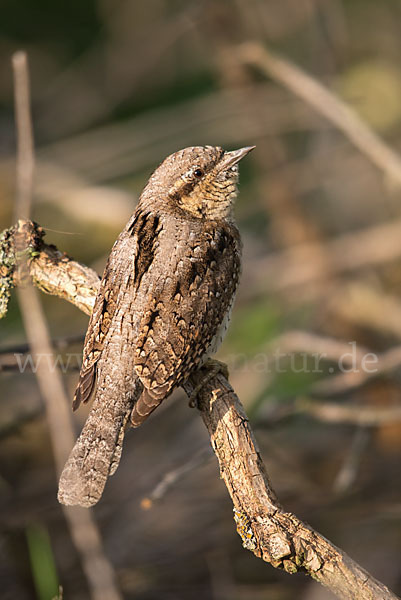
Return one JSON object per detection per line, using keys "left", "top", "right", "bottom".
{"left": 142, "top": 145, "right": 255, "bottom": 220}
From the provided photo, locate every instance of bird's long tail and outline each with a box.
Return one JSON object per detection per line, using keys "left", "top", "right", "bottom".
{"left": 58, "top": 381, "right": 142, "bottom": 507}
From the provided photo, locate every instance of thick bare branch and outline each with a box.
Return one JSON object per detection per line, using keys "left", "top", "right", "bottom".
{"left": 1, "top": 219, "right": 398, "bottom": 600}
{"left": 183, "top": 372, "right": 397, "bottom": 600}
{"left": 1, "top": 219, "right": 100, "bottom": 319}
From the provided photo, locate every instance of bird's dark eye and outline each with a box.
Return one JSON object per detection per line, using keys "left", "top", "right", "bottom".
{"left": 193, "top": 168, "right": 204, "bottom": 178}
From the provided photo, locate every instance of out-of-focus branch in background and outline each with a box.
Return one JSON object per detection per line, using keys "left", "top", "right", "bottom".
{"left": 237, "top": 42, "right": 401, "bottom": 187}
{"left": 11, "top": 51, "right": 122, "bottom": 600}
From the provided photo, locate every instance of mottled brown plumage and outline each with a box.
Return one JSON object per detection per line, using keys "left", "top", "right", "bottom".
{"left": 58, "top": 144, "right": 254, "bottom": 507}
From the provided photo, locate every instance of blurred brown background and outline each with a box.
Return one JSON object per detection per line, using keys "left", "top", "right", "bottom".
{"left": 1, "top": 1, "right": 401, "bottom": 598}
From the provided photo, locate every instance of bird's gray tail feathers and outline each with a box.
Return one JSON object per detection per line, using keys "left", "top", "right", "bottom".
{"left": 58, "top": 383, "right": 142, "bottom": 507}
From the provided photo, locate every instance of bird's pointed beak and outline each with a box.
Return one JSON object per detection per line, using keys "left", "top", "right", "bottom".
{"left": 218, "top": 145, "right": 256, "bottom": 171}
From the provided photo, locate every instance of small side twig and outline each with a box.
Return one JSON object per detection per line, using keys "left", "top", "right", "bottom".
{"left": 141, "top": 447, "right": 211, "bottom": 509}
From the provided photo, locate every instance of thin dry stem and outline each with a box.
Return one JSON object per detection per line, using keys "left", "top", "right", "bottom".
{"left": 12, "top": 54, "right": 122, "bottom": 600}
{"left": 12, "top": 52, "right": 34, "bottom": 222}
